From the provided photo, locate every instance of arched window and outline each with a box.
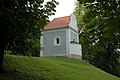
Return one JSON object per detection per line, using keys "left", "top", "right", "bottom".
{"left": 54, "top": 36, "right": 60, "bottom": 46}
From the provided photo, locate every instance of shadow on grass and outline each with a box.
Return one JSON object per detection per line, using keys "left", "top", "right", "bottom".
{"left": 0, "top": 69, "right": 46, "bottom": 80}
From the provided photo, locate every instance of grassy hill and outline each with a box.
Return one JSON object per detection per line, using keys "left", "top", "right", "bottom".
{"left": 0, "top": 55, "right": 120, "bottom": 80}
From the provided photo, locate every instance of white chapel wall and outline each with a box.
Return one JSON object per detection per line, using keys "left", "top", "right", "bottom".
{"left": 68, "top": 14, "right": 78, "bottom": 32}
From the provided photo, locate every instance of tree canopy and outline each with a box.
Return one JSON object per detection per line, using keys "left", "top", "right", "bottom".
{"left": 0, "top": 0, "right": 58, "bottom": 72}
{"left": 76, "top": 0, "right": 120, "bottom": 77}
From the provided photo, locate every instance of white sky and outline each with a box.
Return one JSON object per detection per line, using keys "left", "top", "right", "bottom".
{"left": 45, "top": 0, "right": 77, "bottom": 21}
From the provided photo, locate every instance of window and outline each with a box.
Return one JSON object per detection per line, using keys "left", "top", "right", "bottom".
{"left": 54, "top": 36, "right": 60, "bottom": 45}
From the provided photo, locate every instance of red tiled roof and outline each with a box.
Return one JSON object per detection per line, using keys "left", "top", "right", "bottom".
{"left": 44, "top": 16, "right": 70, "bottom": 30}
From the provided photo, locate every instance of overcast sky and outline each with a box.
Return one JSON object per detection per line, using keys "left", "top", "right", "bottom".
{"left": 45, "top": 0, "right": 77, "bottom": 21}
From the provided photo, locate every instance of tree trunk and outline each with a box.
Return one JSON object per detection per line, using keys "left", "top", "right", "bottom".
{"left": 0, "top": 37, "right": 5, "bottom": 73}
{"left": 0, "top": 45, "right": 4, "bottom": 73}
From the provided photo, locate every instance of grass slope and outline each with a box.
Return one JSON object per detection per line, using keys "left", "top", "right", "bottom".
{"left": 0, "top": 55, "right": 120, "bottom": 80}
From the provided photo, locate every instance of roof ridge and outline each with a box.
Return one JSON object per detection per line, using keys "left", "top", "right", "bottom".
{"left": 53, "top": 16, "right": 70, "bottom": 20}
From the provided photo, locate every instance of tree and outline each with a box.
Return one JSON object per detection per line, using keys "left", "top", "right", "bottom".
{"left": 77, "top": 0, "right": 120, "bottom": 76}
{"left": 74, "top": 3, "right": 90, "bottom": 60}
{"left": 74, "top": 3, "right": 86, "bottom": 31}
{"left": 0, "top": 0, "right": 58, "bottom": 72}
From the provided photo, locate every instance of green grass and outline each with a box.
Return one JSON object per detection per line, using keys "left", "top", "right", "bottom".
{"left": 0, "top": 55, "right": 120, "bottom": 80}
